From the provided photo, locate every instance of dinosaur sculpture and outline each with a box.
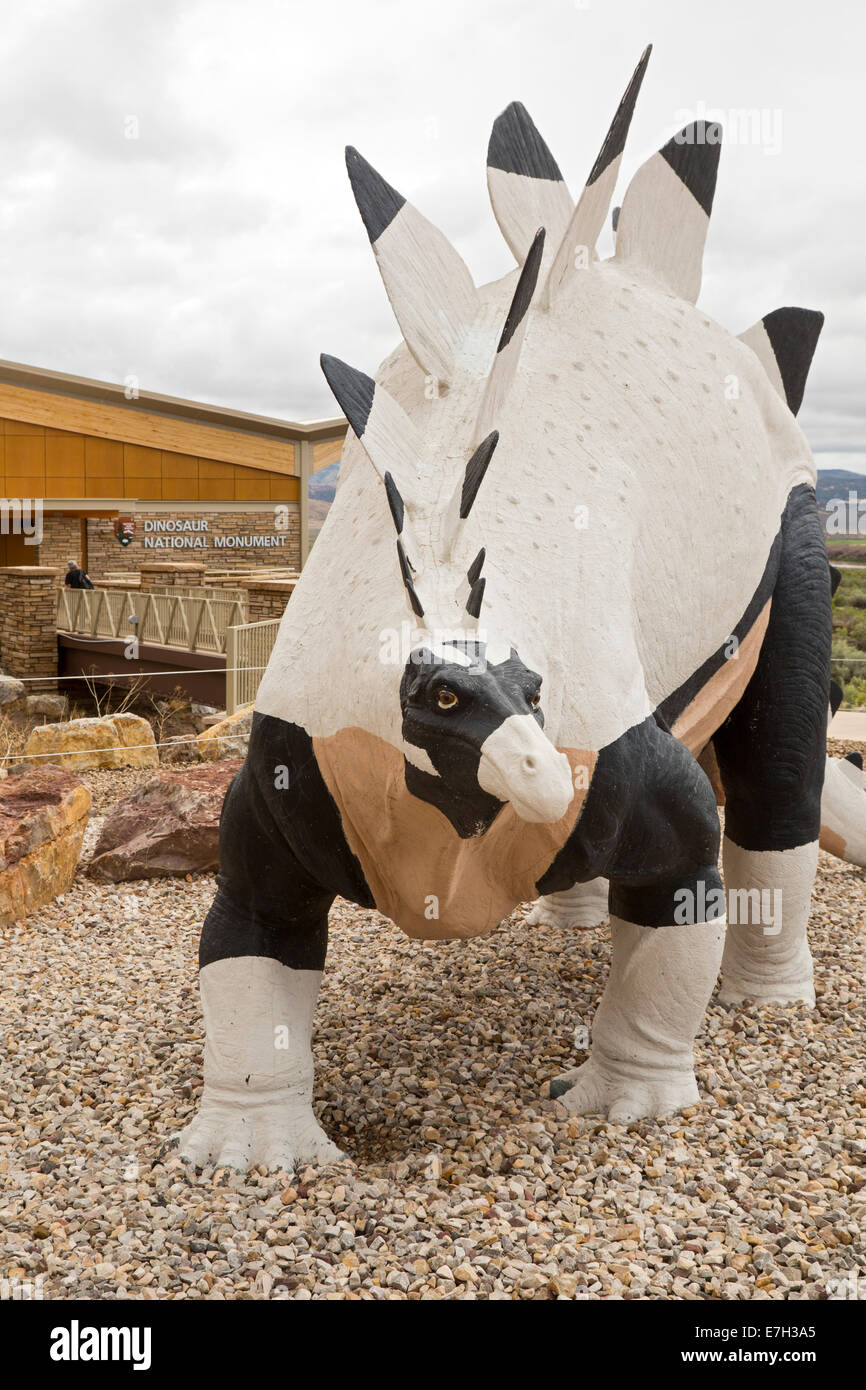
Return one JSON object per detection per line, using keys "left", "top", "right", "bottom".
{"left": 178, "top": 47, "right": 837, "bottom": 1172}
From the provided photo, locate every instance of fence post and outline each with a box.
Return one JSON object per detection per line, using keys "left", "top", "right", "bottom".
{"left": 226, "top": 626, "right": 239, "bottom": 716}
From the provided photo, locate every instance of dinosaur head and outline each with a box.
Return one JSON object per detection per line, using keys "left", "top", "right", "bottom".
{"left": 400, "top": 639, "right": 573, "bottom": 830}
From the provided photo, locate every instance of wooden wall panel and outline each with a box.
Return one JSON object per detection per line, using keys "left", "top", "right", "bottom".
{"left": 124, "top": 443, "right": 162, "bottom": 479}
{"left": 312, "top": 438, "right": 342, "bottom": 471}
{"left": 3, "top": 418, "right": 44, "bottom": 437}
{"left": 0, "top": 413, "right": 302, "bottom": 502}
{"left": 5, "top": 435, "right": 45, "bottom": 491}
{"left": 0, "top": 385, "right": 299, "bottom": 474}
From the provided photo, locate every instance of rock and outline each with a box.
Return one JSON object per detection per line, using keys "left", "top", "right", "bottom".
{"left": 159, "top": 735, "right": 202, "bottom": 766}
{"left": 88, "top": 760, "right": 242, "bottom": 881}
{"left": 191, "top": 702, "right": 221, "bottom": 733}
{"left": 0, "top": 765, "right": 91, "bottom": 925}
{"left": 26, "top": 693, "right": 68, "bottom": 720}
{"left": 197, "top": 706, "right": 253, "bottom": 762}
{"left": 199, "top": 712, "right": 227, "bottom": 728}
{"left": 153, "top": 697, "right": 199, "bottom": 740}
{"left": 22, "top": 713, "right": 159, "bottom": 771}
{"left": 0, "top": 675, "right": 27, "bottom": 719}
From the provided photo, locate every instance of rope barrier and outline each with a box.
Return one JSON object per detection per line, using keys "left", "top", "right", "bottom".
{"left": 12, "top": 665, "right": 267, "bottom": 683}
{"left": 3, "top": 732, "right": 215, "bottom": 762}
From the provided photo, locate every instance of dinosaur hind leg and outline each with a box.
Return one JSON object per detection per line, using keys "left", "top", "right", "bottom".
{"left": 713, "top": 484, "right": 831, "bottom": 1008}
{"left": 526, "top": 878, "right": 609, "bottom": 931}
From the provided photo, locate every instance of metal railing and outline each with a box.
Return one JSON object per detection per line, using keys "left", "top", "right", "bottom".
{"left": 150, "top": 584, "right": 247, "bottom": 605}
{"left": 58, "top": 588, "right": 247, "bottom": 655}
{"left": 225, "top": 617, "right": 281, "bottom": 714}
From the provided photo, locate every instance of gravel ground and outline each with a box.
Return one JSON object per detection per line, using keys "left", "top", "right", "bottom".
{"left": 0, "top": 765, "right": 863, "bottom": 1301}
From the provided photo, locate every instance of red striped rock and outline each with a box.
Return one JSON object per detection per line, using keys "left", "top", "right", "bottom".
{"left": 88, "top": 761, "right": 242, "bottom": 881}
{"left": 0, "top": 766, "right": 91, "bottom": 925}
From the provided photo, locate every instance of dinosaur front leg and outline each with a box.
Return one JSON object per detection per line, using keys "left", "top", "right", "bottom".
{"left": 177, "top": 899, "right": 344, "bottom": 1172}
{"left": 548, "top": 716, "right": 725, "bottom": 1121}
{"left": 176, "top": 729, "right": 357, "bottom": 1173}
{"left": 551, "top": 912, "right": 725, "bottom": 1121}
{"left": 178, "top": 889, "right": 344, "bottom": 1172}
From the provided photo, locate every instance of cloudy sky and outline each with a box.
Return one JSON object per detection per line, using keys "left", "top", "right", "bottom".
{"left": 0, "top": 0, "right": 863, "bottom": 472}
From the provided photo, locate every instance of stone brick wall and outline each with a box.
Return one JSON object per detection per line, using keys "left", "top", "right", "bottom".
{"left": 85, "top": 506, "right": 300, "bottom": 579}
{"left": 37, "top": 513, "right": 81, "bottom": 572}
{"left": 139, "top": 562, "right": 207, "bottom": 592}
{"left": 0, "top": 567, "right": 59, "bottom": 683}
{"left": 240, "top": 578, "right": 297, "bottom": 622}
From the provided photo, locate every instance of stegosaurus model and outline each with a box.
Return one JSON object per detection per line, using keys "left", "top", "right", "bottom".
{"left": 178, "top": 48, "right": 842, "bottom": 1172}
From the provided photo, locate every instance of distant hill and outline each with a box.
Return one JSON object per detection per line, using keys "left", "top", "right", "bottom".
{"left": 308, "top": 461, "right": 340, "bottom": 504}
{"left": 817, "top": 468, "right": 866, "bottom": 511}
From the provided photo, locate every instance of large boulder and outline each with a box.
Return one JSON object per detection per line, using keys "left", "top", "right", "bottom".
{"left": 159, "top": 734, "right": 202, "bottom": 766}
{"left": 23, "top": 713, "right": 159, "bottom": 771}
{"left": 26, "top": 692, "right": 68, "bottom": 721}
{"left": 0, "top": 674, "right": 27, "bottom": 721}
{"left": 196, "top": 706, "right": 253, "bottom": 761}
{"left": 88, "top": 760, "right": 242, "bottom": 881}
{"left": 0, "top": 766, "right": 91, "bottom": 925}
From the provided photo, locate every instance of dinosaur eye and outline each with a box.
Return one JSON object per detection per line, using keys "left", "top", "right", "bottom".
{"left": 530, "top": 689, "right": 542, "bottom": 709}
{"left": 437, "top": 687, "right": 459, "bottom": 711}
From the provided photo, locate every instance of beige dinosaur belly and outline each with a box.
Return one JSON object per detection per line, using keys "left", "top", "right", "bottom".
{"left": 671, "top": 599, "right": 771, "bottom": 756}
{"left": 313, "top": 727, "right": 596, "bottom": 939}
{"left": 312, "top": 602, "right": 769, "bottom": 939}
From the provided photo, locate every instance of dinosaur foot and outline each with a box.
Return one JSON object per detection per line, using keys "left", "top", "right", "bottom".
{"left": 549, "top": 1055, "right": 700, "bottom": 1123}
{"left": 526, "top": 878, "right": 609, "bottom": 931}
{"left": 176, "top": 1094, "right": 346, "bottom": 1173}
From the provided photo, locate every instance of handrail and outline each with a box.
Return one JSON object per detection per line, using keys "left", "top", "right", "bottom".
{"left": 225, "top": 617, "right": 280, "bottom": 714}
{"left": 57, "top": 588, "right": 248, "bottom": 655}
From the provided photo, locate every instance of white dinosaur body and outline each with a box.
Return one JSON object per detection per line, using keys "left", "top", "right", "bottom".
{"left": 178, "top": 48, "right": 843, "bottom": 1171}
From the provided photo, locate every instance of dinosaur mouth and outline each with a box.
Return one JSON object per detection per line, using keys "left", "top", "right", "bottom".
{"left": 477, "top": 714, "right": 574, "bottom": 823}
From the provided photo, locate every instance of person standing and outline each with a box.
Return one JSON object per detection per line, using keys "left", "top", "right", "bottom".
{"left": 64, "top": 560, "right": 94, "bottom": 589}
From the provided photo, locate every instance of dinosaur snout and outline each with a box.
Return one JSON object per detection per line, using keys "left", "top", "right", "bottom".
{"left": 477, "top": 715, "right": 574, "bottom": 823}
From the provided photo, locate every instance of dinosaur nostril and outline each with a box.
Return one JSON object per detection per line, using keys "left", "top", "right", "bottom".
{"left": 521, "top": 755, "right": 536, "bottom": 775}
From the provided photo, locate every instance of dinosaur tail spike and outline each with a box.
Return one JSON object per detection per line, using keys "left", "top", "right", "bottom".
{"left": 486, "top": 101, "right": 574, "bottom": 269}
{"left": 473, "top": 228, "right": 544, "bottom": 447}
{"left": 467, "top": 547, "right": 486, "bottom": 587}
{"left": 461, "top": 433, "right": 499, "bottom": 520}
{"left": 614, "top": 118, "right": 722, "bottom": 304}
{"left": 345, "top": 146, "right": 479, "bottom": 388}
{"left": 383, "top": 471, "right": 405, "bottom": 534}
{"left": 397, "top": 538, "right": 424, "bottom": 618}
{"left": 545, "top": 45, "right": 651, "bottom": 305}
{"left": 738, "top": 307, "right": 824, "bottom": 417}
{"left": 466, "top": 575, "right": 486, "bottom": 620}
